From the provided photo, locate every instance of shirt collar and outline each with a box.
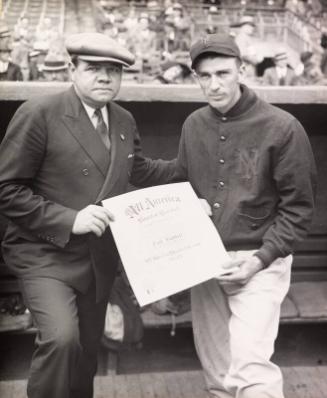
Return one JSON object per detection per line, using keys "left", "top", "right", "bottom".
{"left": 209, "top": 84, "right": 257, "bottom": 119}
{"left": 275, "top": 66, "right": 287, "bottom": 78}
{"left": 0, "top": 61, "right": 9, "bottom": 73}
{"left": 81, "top": 101, "right": 109, "bottom": 128}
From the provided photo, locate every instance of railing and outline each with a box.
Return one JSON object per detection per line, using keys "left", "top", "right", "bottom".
{"left": 283, "top": 10, "right": 323, "bottom": 55}
{"left": 1, "top": 82, "right": 327, "bottom": 104}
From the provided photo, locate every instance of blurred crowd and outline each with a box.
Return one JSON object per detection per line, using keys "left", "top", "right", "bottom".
{"left": 0, "top": 15, "right": 69, "bottom": 82}
{"left": 0, "top": 0, "right": 326, "bottom": 85}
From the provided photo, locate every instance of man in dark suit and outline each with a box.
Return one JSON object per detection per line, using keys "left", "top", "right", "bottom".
{"left": 0, "top": 32, "right": 174, "bottom": 398}
{"left": 0, "top": 45, "right": 23, "bottom": 81}
{"left": 262, "top": 50, "right": 298, "bottom": 86}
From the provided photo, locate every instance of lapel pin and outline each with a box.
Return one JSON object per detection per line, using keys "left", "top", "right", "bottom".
{"left": 120, "top": 134, "right": 125, "bottom": 141}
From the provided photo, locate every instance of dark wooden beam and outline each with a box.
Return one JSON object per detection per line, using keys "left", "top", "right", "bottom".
{"left": 1, "top": 82, "right": 327, "bottom": 104}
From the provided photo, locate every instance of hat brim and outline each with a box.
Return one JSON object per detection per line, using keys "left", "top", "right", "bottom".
{"left": 29, "top": 51, "right": 42, "bottom": 57}
{"left": 231, "top": 21, "right": 256, "bottom": 28}
{"left": 75, "top": 54, "right": 131, "bottom": 67}
{"left": 42, "top": 65, "right": 69, "bottom": 71}
{"left": 191, "top": 49, "right": 240, "bottom": 69}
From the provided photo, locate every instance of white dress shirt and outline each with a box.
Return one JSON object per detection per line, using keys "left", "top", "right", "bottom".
{"left": 275, "top": 66, "right": 287, "bottom": 79}
{"left": 81, "top": 102, "right": 109, "bottom": 131}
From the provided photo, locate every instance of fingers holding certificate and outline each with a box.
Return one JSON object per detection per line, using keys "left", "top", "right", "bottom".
{"left": 102, "top": 182, "right": 230, "bottom": 306}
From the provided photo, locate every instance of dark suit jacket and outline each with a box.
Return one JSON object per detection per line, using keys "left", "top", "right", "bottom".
{"left": 0, "top": 62, "right": 23, "bottom": 81}
{"left": 0, "top": 86, "right": 173, "bottom": 301}
{"left": 262, "top": 66, "right": 298, "bottom": 86}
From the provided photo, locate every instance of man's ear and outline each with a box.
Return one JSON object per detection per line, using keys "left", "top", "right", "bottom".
{"left": 239, "top": 63, "right": 246, "bottom": 75}
{"left": 238, "top": 62, "right": 246, "bottom": 83}
{"left": 68, "top": 62, "right": 75, "bottom": 81}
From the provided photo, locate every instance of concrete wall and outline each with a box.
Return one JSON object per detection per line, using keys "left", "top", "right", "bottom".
{"left": 0, "top": 83, "right": 327, "bottom": 280}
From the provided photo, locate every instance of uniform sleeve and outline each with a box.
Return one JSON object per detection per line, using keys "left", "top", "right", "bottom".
{"left": 129, "top": 122, "right": 176, "bottom": 187}
{"left": 254, "top": 118, "right": 317, "bottom": 266}
{"left": 170, "top": 122, "right": 189, "bottom": 183}
{"left": 0, "top": 102, "right": 77, "bottom": 248}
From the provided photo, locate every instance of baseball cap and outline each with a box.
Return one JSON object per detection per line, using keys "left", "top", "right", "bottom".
{"left": 190, "top": 33, "right": 241, "bottom": 69}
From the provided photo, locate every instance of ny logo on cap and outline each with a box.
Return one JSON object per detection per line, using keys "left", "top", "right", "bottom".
{"left": 201, "top": 36, "right": 211, "bottom": 48}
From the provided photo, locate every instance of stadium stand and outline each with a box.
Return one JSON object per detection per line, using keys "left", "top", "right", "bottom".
{"left": 0, "top": 0, "right": 326, "bottom": 83}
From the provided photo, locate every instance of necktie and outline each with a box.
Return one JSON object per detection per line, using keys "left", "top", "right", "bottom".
{"left": 94, "top": 108, "right": 110, "bottom": 149}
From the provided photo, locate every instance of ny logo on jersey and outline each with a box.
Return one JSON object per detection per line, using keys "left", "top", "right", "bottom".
{"left": 235, "top": 148, "right": 259, "bottom": 180}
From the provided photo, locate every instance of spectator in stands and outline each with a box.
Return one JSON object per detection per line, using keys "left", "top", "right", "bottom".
{"left": 298, "top": 62, "right": 327, "bottom": 85}
{"left": 123, "top": 4, "right": 139, "bottom": 35}
{"left": 0, "top": 32, "right": 174, "bottom": 398}
{"left": 262, "top": 49, "right": 298, "bottom": 85}
{"left": 231, "top": 15, "right": 264, "bottom": 83}
{"left": 163, "top": 16, "right": 180, "bottom": 53}
{"left": 148, "top": 6, "right": 166, "bottom": 51}
{"left": 0, "top": 23, "right": 12, "bottom": 50}
{"left": 40, "top": 53, "right": 70, "bottom": 82}
{"left": 0, "top": 24, "right": 23, "bottom": 81}
{"left": 0, "top": 43, "right": 23, "bottom": 81}
{"left": 202, "top": 0, "right": 222, "bottom": 5}
{"left": 13, "top": 16, "right": 32, "bottom": 42}
{"left": 28, "top": 49, "right": 46, "bottom": 81}
{"left": 170, "top": 3, "right": 191, "bottom": 52}
{"left": 94, "top": 0, "right": 122, "bottom": 33}
{"left": 11, "top": 27, "right": 32, "bottom": 81}
{"left": 205, "top": 6, "right": 220, "bottom": 34}
{"left": 134, "top": 12, "right": 157, "bottom": 53}
{"left": 297, "top": 50, "right": 327, "bottom": 84}
{"left": 34, "top": 17, "right": 59, "bottom": 54}
{"left": 103, "top": 22, "right": 119, "bottom": 40}
{"left": 132, "top": 13, "right": 158, "bottom": 73}
{"left": 306, "top": 0, "right": 323, "bottom": 20}
{"left": 93, "top": 0, "right": 109, "bottom": 32}
{"left": 320, "top": 32, "right": 327, "bottom": 77}
{"left": 152, "top": 59, "right": 194, "bottom": 84}
{"left": 173, "top": 32, "right": 316, "bottom": 398}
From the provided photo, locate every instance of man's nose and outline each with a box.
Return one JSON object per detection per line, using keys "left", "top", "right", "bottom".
{"left": 209, "top": 75, "right": 221, "bottom": 91}
{"left": 97, "top": 68, "right": 112, "bottom": 82}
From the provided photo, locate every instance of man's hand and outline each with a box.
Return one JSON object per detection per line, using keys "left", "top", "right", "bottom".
{"left": 72, "top": 205, "right": 115, "bottom": 237}
{"left": 217, "top": 255, "right": 264, "bottom": 285}
{"left": 199, "top": 198, "right": 212, "bottom": 216}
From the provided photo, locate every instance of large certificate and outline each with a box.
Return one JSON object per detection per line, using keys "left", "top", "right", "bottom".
{"left": 102, "top": 182, "right": 230, "bottom": 306}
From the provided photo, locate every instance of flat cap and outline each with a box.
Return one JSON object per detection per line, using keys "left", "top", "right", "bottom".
{"left": 274, "top": 50, "right": 288, "bottom": 61}
{"left": 0, "top": 25, "right": 10, "bottom": 38}
{"left": 190, "top": 33, "right": 241, "bottom": 69}
{"left": 65, "top": 32, "right": 135, "bottom": 67}
{"left": 300, "top": 51, "right": 313, "bottom": 64}
{"left": 230, "top": 15, "right": 256, "bottom": 28}
{"left": 42, "top": 53, "right": 69, "bottom": 71}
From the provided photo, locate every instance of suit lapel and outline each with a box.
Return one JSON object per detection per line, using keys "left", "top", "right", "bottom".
{"left": 62, "top": 87, "right": 110, "bottom": 176}
{"left": 95, "top": 103, "right": 127, "bottom": 202}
